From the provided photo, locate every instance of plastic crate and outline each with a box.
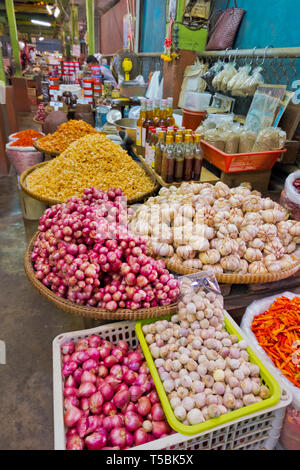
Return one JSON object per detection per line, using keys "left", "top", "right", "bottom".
{"left": 201, "top": 140, "right": 286, "bottom": 173}
{"left": 53, "top": 321, "right": 292, "bottom": 451}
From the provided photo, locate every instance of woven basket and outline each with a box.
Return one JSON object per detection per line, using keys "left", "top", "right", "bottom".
{"left": 20, "top": 156, "right": 160, "bottom": 207}
{"left": 24, "top": 233, "right": 177, "bottom": 321}
{"left": 33, "top": 142, "right": 60, "bottom": 157}
{"left": 148, "top": 250, "right": 300, "bottom": 285}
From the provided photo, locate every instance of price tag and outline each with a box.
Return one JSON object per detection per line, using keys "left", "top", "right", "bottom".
{"left": 50, "top": 101, "right": 63, "bottom": 111}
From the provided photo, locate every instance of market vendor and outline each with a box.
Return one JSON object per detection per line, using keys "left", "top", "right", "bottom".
{"left": 85, "top": 55, "right": 116, "bottom": 88}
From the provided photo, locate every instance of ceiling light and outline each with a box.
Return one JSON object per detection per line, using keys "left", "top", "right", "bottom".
{"left": 39, "top": 36, "right": 45, "bottom": 41}
{"left": 46, "top": 4, "right": 52, "bottom": 14}
{"left": 31, "top": 19, "right": 51, "bottom": 27}
{"left": 54, "top": 6, "right": 60, "bottom": 18}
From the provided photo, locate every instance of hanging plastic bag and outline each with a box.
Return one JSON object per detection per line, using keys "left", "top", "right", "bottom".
{"left": 241, "top": 66, "right": 264, "bottom": 96}
{"left": 178, "top": 59, "right": 208, "bottom": 108}
{"left": 280, "top": 169, "right": 300, "bottom": 220}
{"left": 201, "top": 61, "right": 223, "bottom": 92}
{"left": 227, "top": 65, "right": 251, "bottom": 94}
{"left": 212, "top": 63, "right": 237, "bottom": 92}
{"left": 145, "top": 71, "right": 162, "bottom": 101}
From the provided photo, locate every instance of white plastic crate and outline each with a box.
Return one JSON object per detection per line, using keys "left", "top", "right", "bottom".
{"left": 53, "top": 320, "right": 292, "bottom": 451}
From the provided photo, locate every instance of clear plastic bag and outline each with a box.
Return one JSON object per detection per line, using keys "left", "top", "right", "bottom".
{"left": 238, "top": 129, "right": 257, "bottom": 153}
{"left": 201, "top": 61, "right": 223, "bottom": 92}
{"left": 212, "top": 63, "right": 237, "bottom": 92}
{"left": 280, "top": 169, "right": 300, "bottom": 220}
{"left": 241, "top": 66, "right": 264, "bottom": 96}
{"left": 227, "top": 65, "right": 251, "bottom": 93}
{"left": 252, "top": 127, "right": 286, "bottom": 152}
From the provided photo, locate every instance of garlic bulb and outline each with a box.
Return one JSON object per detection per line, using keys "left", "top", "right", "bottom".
{"left": 199, "top": 249, "right": 221, "bottom": 265}
{"left": 178, "top": 204, "right": 195, "bottom": 220}
{"left": 258, "top": 224, "right": 278, "bottom": 242}
{"left": 267, "top": 261, "right": 284, "bottom": 273}
{"left": 228, "top": 208, "right": 244, "bottom": 227}
{"left": 235, "top": 238, "right": 247, "bottom": 257}
{"left": 284, "top": 242, "right": 296, "bottom": 254}
{"left": 214, "top": 182, "right": 231, "bottom": 199}
{"left": 205, "top": 264, "right": 224, "bottom": 275}
{"left": 193, "top": 224, "right": 215, "bottom": 240}
{"left": 151, "top": 242, "right": 174, "bottom": 258}
{"left": 213, "top": 198, "right": 231, "bottom": 212}
{"left": 248, "top": 261, "right": 268, "bottom": 274}
{"left": 248, "top": 238, "right": 265, "bottom": 251}
{"left": 229, "top": 194, "right": 244, "bottom": 208}
{"left": 189, "top": 236, "right": 210, "bottom": 252}
{"left": 238, "top": 259, "right": 249, "bottom": 274}
{"left": 240, "top": 225, "right": 259, "bottom": 242}
{"left": 242, "top": 196, "right": 262, "bottom": 213}
{"left": 264, "top": 254, "right": 277, "bottom": 266}
{"left": 194, "top": 206, "right": 216, "bottom": 227}
{"left": 183, "top": 259, "right": 203, "bottom": 270}
{"left": 281, "top": 234, "right": 293, "bottom": 246}
{"left": 262, "top": 197, "right": 275, "bottom": 210}
{"left": 230, "top": 186, "right": 251, "bottom": 197}
{"left": 213, "top": 211, "right": 231, "bottom": 228}
{"left": 244, "top": 248, "right": 263, "bottom": 263}
{"left": 241, "top": 212, "right": 263, "bottom": 227}
{"left": 289, "top": 222, "right": 300, "bottom": 237}
{"left": 176, "top": 245, "right": 195, "bottom": 260}
{"left": 261, "top": 209, "right": 286, "bottom": 224}
{"left": 264, "top": 239, "right": 284, "bottom": 259}
{"left": 220, "top": 255, "right": 241, "bottom": 272}
{"left": 215, "top": 239, "right": 234, "bottom": 257}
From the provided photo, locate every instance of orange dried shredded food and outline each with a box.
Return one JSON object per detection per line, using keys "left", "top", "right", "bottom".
{"left": 251, "top": 296, "right": 300, "bottom": 388}
{"left": 35, "top": 120, "right": 98, "bottom": 153}
{"left": 14, "top": 129, "right": 43, "bottom": 139}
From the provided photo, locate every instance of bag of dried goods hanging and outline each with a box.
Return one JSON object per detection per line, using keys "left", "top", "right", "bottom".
{"left": 5, "top": 141, "right": 43, "bottom": 175}
{"left": 241, "top": 292, "right": 300, "bottom": 450}
{"left": 280, "top": 170, "right": 300, "bottom": 220}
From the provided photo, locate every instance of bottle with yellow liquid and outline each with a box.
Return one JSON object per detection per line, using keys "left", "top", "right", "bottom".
{"left": 161, "top": 134, "right": 175, "bottom": 183}
{"left": 136, "top": 98, "right": 146, "bottom": 147}
{"left": 153, "top": 98, "right": 161, "bottom": 127}
{"left": 142, "top": 100, "right": 155, "bottom": 147}
{"left": 166, "top": 97, "right": 175, "bottom": 127}
{"left": 158, "top": 99, "right": 168, "bottom": 128}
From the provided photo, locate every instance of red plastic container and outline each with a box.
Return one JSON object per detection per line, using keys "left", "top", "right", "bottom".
{"left": 201, "top": 140, "right": 286, "bottom": 173}
{"left": 182, "top": 109, "right": 207, "bottom": 131}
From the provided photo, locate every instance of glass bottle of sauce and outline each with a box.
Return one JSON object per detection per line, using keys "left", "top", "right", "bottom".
{"left": 154, "top": 130, "right": 165, "bottom": 175}
{"left": 136, "top": 98, "right": 146, "bottom": 147}
{"left": 158, "top": 99, "right": 168, "bottom": 128}
{"left": 166, "top": 97, "right": 175, "bottom": 127}
{"left": 183, "top": 134, "right": 194, "bottom": 181}
{"left": 153, "top": 98, "right": 161, "bottom": 127}
{"left": 142, "top": 100, "right": 155, "bottom": 147}
{"left": 161, "top": 134, "right": 174, "bottom": 183}
{"left": 193, "top": 134, "right": 203, "bottom": 181}
{"left": 174, "top": 134, "right": 184, "bottom": 183}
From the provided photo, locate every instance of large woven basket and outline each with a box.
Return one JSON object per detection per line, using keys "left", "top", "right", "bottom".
{"left": 24, "top": 233, "right": 177, "bottom": 321}
{"left": 33, "top": 142, "right": 60, "bottom": 157}
{"left": 20, "top": 155, "right": 160, "bottom": 207}
{"left": 148, "top": 250, "right": 300, "bottom": 285}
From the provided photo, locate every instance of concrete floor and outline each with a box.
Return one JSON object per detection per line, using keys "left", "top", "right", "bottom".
{"left": 0, "top": 113, "right": 102, "bottom": 450}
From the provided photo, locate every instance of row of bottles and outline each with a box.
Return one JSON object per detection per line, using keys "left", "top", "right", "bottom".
{"left": 150, "top": 128, "right": 203, "bottom": 183}
{"left": 136, "top": 97, "right": 175, "bottom": 147}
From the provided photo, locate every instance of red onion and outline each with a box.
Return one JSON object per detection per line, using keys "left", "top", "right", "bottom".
{"left": 98, "top": 365, "right": 108, "bottom": 378}
{"left": 82, "top": 359, "right": 98, "bottom": 372}
{"left": 109, "top": 428, "right": 127, "bottom": 448}
{"left": 111, "top": 348, "right": 124, "bottom": 362}
{"left": 61, "top": 341, "right": 75, "bottom": 355}
{"left": 104, "top": 376, "right": 121, "bottom": 391}
{"left": 66, "top": 434, "right": 84, "bottom": 450}
{"left": 87, "top": 348, "right": 100, "bottom": 362}
{"left": 64, "top": 406, "right": 82, "bottom": 427}
{"left": 113, "top": 389, "right": 130, "bottom": 411}
{"left": 73, "top": 368, "right": 84, "bottom": 384}
{"left": 124, "top": 411, "right": 143, "bottom": 432}
{"left": 110, "top": 364, "right": 123, "bottom": 380}
{"left": 66, "top": 427, "right": 78, "bottom": 438}
{"left": 62, "top": 361, "right": 78, "bottom": 376}
{"left": 118, "top": 340, "right": 129, "bottom": 352}
{"left": 103, "top": 355, "right": 118, "bottom": 369}
{"left": 151, "top": 403, "right": 165, "bottom": 422}
{"left": 98, "top": 346, "right": 110, "bottom": 360}
{"left": 103, "top": 416, "right": 113, "bottom": 432}
{"left": 63, "top": 387, "right": 78, "bottom": 398}
{"left": 89, "top": 391, "right": 104, "bottom": 414}
{"left": 134, "top": 428, "right": 148, "bottom": 446}
{"left": 110, "top": 414, "right": 124, "bottom": 428}
{"left": 76, "top": 416, "right": 90, "bottom": 438}
{"left": 80, "top": 398, "right": 90, "bottom": 413}
{"left": 85, "top": 432, "right": 107, "bottom": 450}
{"left": 129, "top": 385, "right": 144, "bottom": 402}
{"left": 80, "top": 370, "right": 97, "bottom": 384}
{"left": 64, "top": 396, "right": 79, "bottom": 409}
{"left": 102, "top": 402, "right": 117, "bottom": 416}
{"left": 149, "top": 390, "right": 159, "bottom": 405}
{"left": 65, "top": 375, "right": 77, "bottom": 388}
{"left": 124, "top": 429, "right": 134, "bottom": 447}
{"left": 152, "top": 421, "right": 171, "bottom": 438}
{"left": 71, "top": 351, "right": 89, "bottom": 364}
{"left": 78, "top": 382, "right": 96, "bottom": 398}
{"left": 124, "top": 370, "right": 138, "bottom": 386}
{"left": 137, "top": 396, "right": 151, "bottom": 417}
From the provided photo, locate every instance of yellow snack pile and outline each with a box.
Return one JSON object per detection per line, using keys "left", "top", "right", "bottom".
{"left": 27, "top": 133, "right": 155, "bottom": 201}
{"left": 35, "top": 120, "right": 98, "bottom": 153}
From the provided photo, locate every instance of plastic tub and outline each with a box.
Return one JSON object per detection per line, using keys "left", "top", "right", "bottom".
{"left": 182, "top": 109, "right": 207, "bottom": 131}
{"left": 184, "top": 92, "right": 212, "bottom": 112}
{"left": 53, "top": 320, "right": 291, "bottom": 450}
{"left": 201, "top": 140, "right": 286, "bottom": 173}
{"left": 136, "top": 312, "right": 281, "bottom": 436}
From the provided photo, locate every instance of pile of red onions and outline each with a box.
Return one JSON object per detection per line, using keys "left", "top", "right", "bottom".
{"left": 31, "top": 187, "right": 179, "bottom": 311}
{"left": 62, "top": 334, "right": 173, "bottom": 450}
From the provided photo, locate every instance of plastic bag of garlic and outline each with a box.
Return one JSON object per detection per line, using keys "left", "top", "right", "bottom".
{"left": 131, "top": 181, "right": 300, "bottom": 275}
{"left": 142, "top": 272, "right": 272, "bottom": 427}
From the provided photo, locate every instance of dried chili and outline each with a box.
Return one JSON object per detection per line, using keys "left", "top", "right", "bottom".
{"left": 251, "top": 296, "right": 300, "bottom": 388}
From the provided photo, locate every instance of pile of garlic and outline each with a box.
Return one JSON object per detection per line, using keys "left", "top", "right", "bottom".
{"left": 142, "top": 276, "right": 270, "bottom": 426}
{"left": 131, "top": 182, "right": 300, "bottom": 275}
